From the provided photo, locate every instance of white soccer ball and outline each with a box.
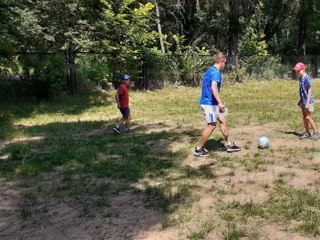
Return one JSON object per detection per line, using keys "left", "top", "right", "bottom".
{"left": 258, "top": 136, "right": 270, "bottom": 149}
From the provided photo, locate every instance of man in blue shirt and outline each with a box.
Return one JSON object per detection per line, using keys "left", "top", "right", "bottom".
{"left": 292, "top": 62, "right": 320, "bottom": 140}
{"left": 194, "top": 52, "right": 241, "bottom": 156}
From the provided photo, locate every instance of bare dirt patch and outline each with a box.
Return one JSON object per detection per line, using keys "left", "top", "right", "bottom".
{"left": 1, "top": 122, "right": 320, "bottom": 239}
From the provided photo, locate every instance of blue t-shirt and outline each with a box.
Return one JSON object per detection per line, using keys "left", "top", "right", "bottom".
{"left": 199, "top": 66, "right": 221, "bottom": 105}
{"left": 299, "top": 74, "right": 314, "bottom": 105}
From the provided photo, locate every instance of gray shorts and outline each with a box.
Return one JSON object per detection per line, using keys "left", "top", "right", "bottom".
{"left": 300, "top": 102, "right": 314, "bottom": 112}
{"left": 200, "top": 104, "right": 228, "bottom": 123}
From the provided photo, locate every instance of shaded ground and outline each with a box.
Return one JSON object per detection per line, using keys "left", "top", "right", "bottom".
{"left": 1, "top": 122, "right": 320, "bottom": 240}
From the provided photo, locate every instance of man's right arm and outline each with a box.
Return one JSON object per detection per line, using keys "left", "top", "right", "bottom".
{"left": 211, "top": 81, "right": 224, "bottom": 112}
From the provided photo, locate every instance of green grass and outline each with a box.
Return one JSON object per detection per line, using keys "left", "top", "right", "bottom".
{"left": 240, "top": 152, "right": 275, "bottom": 172}
{"left": 2, "top": 80, "right": 320, "bottom": 239}
{"left": 187, "top": 219, "right": 216, "bottom": 240}
{"left": 224, "top": 184, "right": 320, "bottom": 236}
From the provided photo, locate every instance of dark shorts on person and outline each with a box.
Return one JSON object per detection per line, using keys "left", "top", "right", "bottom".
{"left": 120, "top": 107, "right": 130, "bottom": 117}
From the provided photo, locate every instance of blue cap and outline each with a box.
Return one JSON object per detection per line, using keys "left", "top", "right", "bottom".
{"left": 120, "top": 74, "right": 130, "bottom": 80}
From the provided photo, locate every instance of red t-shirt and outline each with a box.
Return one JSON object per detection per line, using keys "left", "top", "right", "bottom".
{"left": 118, "top": 83, "right": 129, "bottom": 108}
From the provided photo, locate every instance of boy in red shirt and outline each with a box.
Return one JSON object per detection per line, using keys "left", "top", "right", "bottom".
{"left": 113, "top": 74, "right": 134, "bottom": 134}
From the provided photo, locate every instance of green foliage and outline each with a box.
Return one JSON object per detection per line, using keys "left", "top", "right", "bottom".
{"left": 98, "top": 0, "right": 159, "bottom": 88}
{"left": 238, "top": 3, "right": 282, "bottom": 80}
{"left": 25, "top": 0, "right": 100, "bottom": 52}
{"left": 0, "top": 0, "right": 103, "bottom": 101}
{"left": 1, "top": 0, "right": 320, "bottom": 98}
{"left": 20, "top": 54, "right": 66, "bottom": 99}
{"left": 239, "top": 55, "right": 282, "bottom": 80}
{"left": 239, "top": 3, "right": 269, "bottom": 58}
{"left": 101, "top": 0, "right": 157, "bottom": 53}
{"left": 77, "top": 55, "right": 111, "bottom": 87}
{"left": 0, "top": 78, "right": 17, "bottom": 101}
{"left": 99, "top": 79, "right": 112, "bottom": 90}
{"left": 0, "top": 37, "right": 15, "bottom": 56}
{"left": 165, "top": 35, "right": 210, "bottom": 86}
{"left": 0, "top": 111, "right": 13, "bottom": 126}
{"left": 239, "top": 28, "right": 268, "bottom": 57}
{"left": 143, "top": 48, "right": 169, "bottom": 88}
{"left": 10, "top": 6, "right": 44, "bottom": 52}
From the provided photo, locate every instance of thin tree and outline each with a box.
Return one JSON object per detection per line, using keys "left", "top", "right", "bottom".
{"left": 154, "top": 0, "right": 165, "bottom": 54}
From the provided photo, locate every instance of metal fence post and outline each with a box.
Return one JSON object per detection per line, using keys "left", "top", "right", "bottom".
{"left": 315, "top": 55, "right": 318, "bottom": 78}
{"left": 66, "top": 49, "right": 78, "bottom": 95}
{"left": 235, "top": 54, "right": 240, "bottom": 82}
{"left": 140, "top": 53, "right": 147, "bottom": 90}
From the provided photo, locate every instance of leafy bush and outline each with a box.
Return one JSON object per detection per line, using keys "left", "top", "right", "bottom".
{"left": 223, "top": 64, "right": 247, "bottom": 84}
{"left": 77, "top": 55, "right": 111, "bottom": 87}
{"left": 0, "top": 111, "right": 13, "bottom": 125}
{"left": 19, "top": 54, "right": 66, "bottom": 99}
{"left": 143, "top": 48, "right": 172, "bottom": 88}
{"left": 99, "top": 79, "right": 112, "bottom": 90}
{"left": 239, "top": 55, "right": 281, "bottom": 80}
{"left": 274, "top": 63, "right": 292, "bottom": 78}
{"left": 170, "top": 35, "right": 210, "bottom": 86}
{"left": 0, "top": 78, "right": 16, "bottom": 101}
{"left": 238, "top": 2, "right": 282, "bottom": 81}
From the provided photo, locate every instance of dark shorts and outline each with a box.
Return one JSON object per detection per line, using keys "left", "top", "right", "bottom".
{"left": 120, "top": 108, "right": 130, "bottom": 117}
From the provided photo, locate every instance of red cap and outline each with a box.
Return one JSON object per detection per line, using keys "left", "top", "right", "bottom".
{"left": 292, "top": 62, "right": 305, "bottom": 72}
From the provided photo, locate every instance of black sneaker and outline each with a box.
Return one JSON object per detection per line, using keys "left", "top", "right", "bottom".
{"left": 299, "top": 132, "right": 311, "bottom": 140}
{"left": 226, "top": 142, "right": 241, "bottom": 153}
{"left": 217, "top": 144, "right": 228, "bottom": 152}
{"left": 194, "top": 147, "right": 209, "bottom": 157}
{"left": 113, "top": 126, "right": 120, "bottom": 134}
{"left": 124, "top": 129, "right": 133, "bottom": 134}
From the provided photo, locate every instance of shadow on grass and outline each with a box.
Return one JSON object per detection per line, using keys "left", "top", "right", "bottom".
{"left": 0, "top": 91, "right": 114, "bottom": 140}
{"left": 285, "top": 130, "right": 303, "bottom": 137}
{"left": 0, "top": 119, "right": 192, "bottom": 179}
{"left": 0, "top": 118, "right": 217, "bottom": 239}
{"left": 205, "top": 138, "right": 224, "bottom": 151}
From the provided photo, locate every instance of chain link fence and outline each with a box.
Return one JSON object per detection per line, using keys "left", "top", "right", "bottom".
{"left": 74, "top": 53, "right": 320, "bottom": 90}
{"left": 1, "top": 52, "right": 320, "bottom": 100}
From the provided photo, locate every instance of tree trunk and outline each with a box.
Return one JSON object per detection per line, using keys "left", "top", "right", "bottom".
{"left": 298, "top": 20, "right": 307, "bottom": 55}
{"left": 184, "top": 0, "right": 197, "bottom": 45}
{"left": 297, "top": 1, "right": 309, "bottom": 56}
{"left": 228, "top": 0, "right": 239, "bottom": 55}
{"left": 154, "top": 0, "right": 165, "bottom": 54}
